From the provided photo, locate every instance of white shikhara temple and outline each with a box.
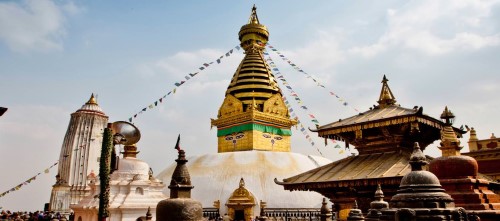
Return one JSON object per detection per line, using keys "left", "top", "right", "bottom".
{"left": 49, "top": 94, "right": 108, "bottom": 213}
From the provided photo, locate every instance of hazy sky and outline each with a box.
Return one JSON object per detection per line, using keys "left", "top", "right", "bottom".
{"left": 1, "top": 0, "right": 500, "bottom": 211}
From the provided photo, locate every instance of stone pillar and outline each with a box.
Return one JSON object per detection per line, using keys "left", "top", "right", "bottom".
{"left": 258, "top": 200, "right": 268, "bottom": 221}
{"left": 320, "top": 198, "right": 332, "bottom": 221}
{"left": 156, "top": 146, "right": 204, "bottom": 221}
{"left": 346, "top": 201, "right": 365, "bottom": 221}
{"left": 365, "top": 185, "right": 388, "bottom": 221}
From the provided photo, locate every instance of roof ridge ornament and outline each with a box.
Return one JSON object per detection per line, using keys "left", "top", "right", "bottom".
{"left": 248, "top": 4, "right": 260, "bottom": 24}
{"left": 377, "top": 75, "right": 396, "bottom": 108}
{"left": 86, "top": 93, "right": 98, "bottom": 105}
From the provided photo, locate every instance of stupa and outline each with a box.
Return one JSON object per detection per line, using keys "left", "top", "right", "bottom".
{"left": 379, "top": 142, "right": 468, "bottom": 221}
{"left": 156, "top": 6, "right": 330, "bottom": 221}
{"left": 71, "top": 123, "right": 166, "bottom": 221}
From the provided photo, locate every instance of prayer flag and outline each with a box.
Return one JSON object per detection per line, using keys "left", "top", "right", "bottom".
{"left": 142, "top": 108, "right": 147, "bottom": 112}
{"left": 149, "top": 104, "right": 154, "bottom": 109}
{"left": 217, "top": 59, "right": 221, "bottom": 64}
{"left": 155, "top": 101, "right": 158, "bottom": 106}
{"left": 129, "top": 117, "right": 132, "bottom": 122}
{"left": 225, "top": 52, "right": 230, "bottom": 57}
{"left": 236, "top": 45, "right": 241, "bottom": 50}
{"left": 185, "top": 76, "right": 190, "bottom": 80}
{"left": 159, "top": 98, "right": 163, "bottom": 103}
{"left": 199, "top": 67, "right": 205, "bottom": 70}
{"left": 189, "top": 73, "right": 198, "bottom": 77}
{"left": 229, "top": 49, "right": 233, "bottom": 54}
{"left": 203, "top": 63, "right": 209, "bottom": 67}
{"left": 174, "top": 134, "right": 181, "bottom": 151}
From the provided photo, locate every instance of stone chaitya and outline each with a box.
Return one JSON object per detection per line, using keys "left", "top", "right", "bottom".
{"left": 380, "top": 142, "right": 467, "bottom": 221}
{"left": 156, "top": 145, "right": 204, "bottom": 221}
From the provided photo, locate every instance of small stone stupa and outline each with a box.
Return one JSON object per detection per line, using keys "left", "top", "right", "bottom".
{"left": 365, "top": 185, "right": 388, "bottom": 221}
{"left": 380, "top": 142, "right": 468, "bottom": 220}
{"left": 156, "top": 136, "right": 204, "bottom": 221}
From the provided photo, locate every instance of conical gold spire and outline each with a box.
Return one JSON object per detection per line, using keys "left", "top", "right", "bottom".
{"left": 211, "top": 6, "right": 296, "bottom": 153}
{"left": 438, "top": 106, "right": 462, "bottom": 156}
{"left": 86, "top": 93, "right": 98, "bottom": 105}
{"left": 377, "top": 75, "right": 396, "bottom": 108}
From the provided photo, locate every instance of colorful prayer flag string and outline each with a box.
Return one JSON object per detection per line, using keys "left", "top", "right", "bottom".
{"left": 265, "top": 53, "right": 324, "bottom": 155}
{"left": 265, "top": 53, "right": 321, "bottom": 127}
{"left": 266, "top": 43, "right": 360, "bottom": 113}
{"left": 0, "top": 161, "right": 58, "bottom": 198}
{"left": 128, "top": 45, "right": 241, "bottom": 123}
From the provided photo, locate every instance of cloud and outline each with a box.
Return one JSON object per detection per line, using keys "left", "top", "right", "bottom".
{"left": 349, "top": 0, "right": 500, "bottom": 57}
{"left": 0, "top": 0, "right": 82, "bottom": 53}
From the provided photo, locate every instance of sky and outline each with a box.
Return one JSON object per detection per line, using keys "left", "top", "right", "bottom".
{"left": 1, "top": 0, "right": 500, "bottom": 211}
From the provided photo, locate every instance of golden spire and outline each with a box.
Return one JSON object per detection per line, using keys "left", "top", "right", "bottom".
{"left": 248, "top": 4, "right": 259, "bottom": 24}
{"left": 226, "top": 5, "right": 280, "bottom": 109}
{"left": 377, "top": 75, "right": 396, "bottom": 108}
{"left": 86, "top": 93, "right": 98, "bottom": 105}
{"left": 211, "top": 6, "right": 296, "bottom": 153}
{"left": 439, "top": 106, "right": 462, "bottom": 156}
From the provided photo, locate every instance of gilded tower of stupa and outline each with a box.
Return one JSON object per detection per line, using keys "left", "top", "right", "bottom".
{"left": 211, "top": 5, "right": 297, "bottom": 153}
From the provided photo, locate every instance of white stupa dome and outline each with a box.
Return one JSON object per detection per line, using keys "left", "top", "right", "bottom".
{"left": 111, "top": 157, "right": 150, "bottom": 181}
{"left": 157, "top": 150, "right": 331, "bottom": 215}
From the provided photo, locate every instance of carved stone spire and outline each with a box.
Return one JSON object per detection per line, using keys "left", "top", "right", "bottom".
{"left": 377, "top": 75, "right": 396, "bottom": 108}
{"left": 168, "top": 148, "right": 193, "bottom": 198}
{"left": 156, "top": 142, "right": 203, "bottom": 221}
{"left": 366, "top": 185, "right": 388, "bottom": 221}
{"left": 347, "top": 200, "right": 365, "bottom": 221}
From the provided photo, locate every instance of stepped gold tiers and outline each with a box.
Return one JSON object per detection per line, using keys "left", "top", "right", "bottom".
{"left": 211, "top": 5, "right": 297, "bottom": 153}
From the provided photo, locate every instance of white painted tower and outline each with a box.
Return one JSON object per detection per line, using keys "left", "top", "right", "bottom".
{"left": 49, "top": 94, "right": 108, "bottom": 213}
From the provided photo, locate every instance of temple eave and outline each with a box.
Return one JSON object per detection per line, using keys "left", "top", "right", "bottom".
{"left": 212, "top": 111, "right": 297, "bottom": 128}
{"left": 280, "top": 176, "right": 404, "bottom": 191}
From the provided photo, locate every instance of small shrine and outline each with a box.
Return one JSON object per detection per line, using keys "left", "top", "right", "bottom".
{"left": 380, "top": 143, "right": 468, "bottom": 221}
{"left": 156, "top": 142, "right": 204, "bottom": 221}
{"left": 225, "top": 178, "right": 256, "bottom": 221}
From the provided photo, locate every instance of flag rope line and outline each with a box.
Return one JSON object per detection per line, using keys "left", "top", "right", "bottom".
{"left": 266, "top": 43, "right": 360, "bottom": 113}
{"left": 265, "top": 52, "right": 324, "bottom": 156}
{"left": 128, "top": 45, "right": 241, "bottom": 123}
{"left": 0, "top": 161, "right": 58, "bottom": 198}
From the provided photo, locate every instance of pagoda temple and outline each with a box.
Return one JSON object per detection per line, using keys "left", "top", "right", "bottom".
{"left": 276, "top": 76, "right": 465, "bottom": 220}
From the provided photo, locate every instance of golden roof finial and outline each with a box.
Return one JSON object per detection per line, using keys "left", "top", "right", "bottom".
{"left": 377, "top": 75, "right": 396, "bottom": 108}
{"left": 86, "top": 93, "right": 98, "bottom": 105}
{"left": 248, "top": 4, "right": 260, "bottom": 24}
{"left": 438, "top": 106, "right": 462, "bottom": 156}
